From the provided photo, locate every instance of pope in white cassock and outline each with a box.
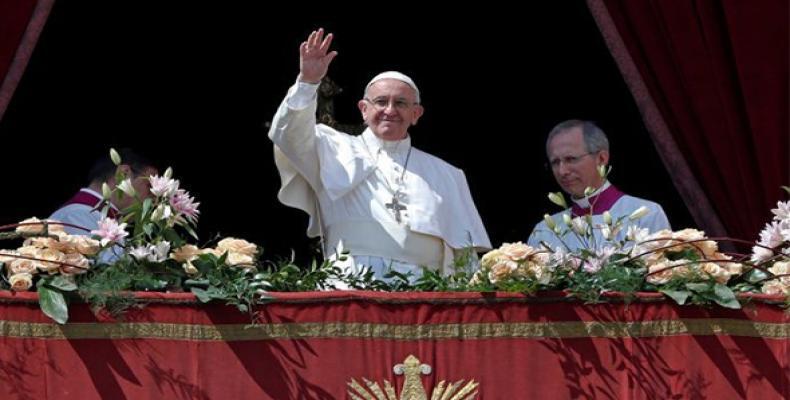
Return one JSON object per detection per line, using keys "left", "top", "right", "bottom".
{"left": 268, "top": 29, "right": 491, "bottom": 281}
{"left": 527, "top": 120, "right": 670, "bottom": 251}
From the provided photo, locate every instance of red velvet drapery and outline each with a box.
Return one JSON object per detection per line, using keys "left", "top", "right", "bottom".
{"left": 1, "top": 291, "right": 788, "bottom": 399}
{"left": 589, "top": 0, "right": 789, "bottom": 241}
{"left": 0, "top": 0, "right": 54, "bottom": 121}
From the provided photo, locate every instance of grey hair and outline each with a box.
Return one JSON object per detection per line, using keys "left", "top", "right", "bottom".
{"left": 545, "top": 119, "right": 609, "bottom": 155}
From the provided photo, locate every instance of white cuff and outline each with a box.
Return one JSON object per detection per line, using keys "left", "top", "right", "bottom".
{"left": 286, "top": 80, "right": 320, "bottom": 110}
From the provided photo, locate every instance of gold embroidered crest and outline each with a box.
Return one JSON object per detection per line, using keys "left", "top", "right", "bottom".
{"left": 347, "top": 355, "right": 478, "bottom": 400}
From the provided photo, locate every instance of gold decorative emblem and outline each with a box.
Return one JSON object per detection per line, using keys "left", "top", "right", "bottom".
{"left": 347, "top": 355, "right": 479, "bottom": 400}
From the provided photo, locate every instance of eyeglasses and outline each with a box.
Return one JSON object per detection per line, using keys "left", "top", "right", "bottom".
{"left": 547, "top": 152, "right": 596, "bottom": 170}
{"left": 364, "top": 97, "right": 418, "bottom": 110}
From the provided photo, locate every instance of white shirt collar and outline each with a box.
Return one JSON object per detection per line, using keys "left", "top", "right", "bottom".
{"left": 362, "top": 128, "right": 411, "bottom": 156}
{"left": 571, "top": 181, "right": 611, "bottom": 208}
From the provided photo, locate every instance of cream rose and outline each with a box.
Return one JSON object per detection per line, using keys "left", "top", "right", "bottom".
{"left": 501, "top": 242, "right": 533, "bottom": 262}
{"left": 488, "top": 260, "right": 517, "bottom": 283}
{"left": 201, "top": 248, "right": 224, "bottom": 258}
{"left": 24, "top": 236, "right": 56, "bottom": 249}
{"left": 761, "top": 280, "right": 789, "bottom": 296}
{"left": 216, "top": 238, "right": 258, "bottom": 257}
{"left": 0, "top": 250, "right": 19, "bottom": 264}
{"left": 480, "top": 249, "right": 503, "bottom": 269}
{"left": 15, "top": 217, "right": 65, "bottom": 235}
{"left": 226, "top": 252, "right": 254, "bottom": 267}
{"left": 767, "top": 261, "right": 790, "bottom": 286}
{"left": 9, "top": 273, "right": 33, "bottom": 291}
{"left": 9, "top": 258, "right": 37, "bottom": 275}
{"left": 61, "top": 253, "right": 90, "bottom": 274}
{"left": 71, "top": 236, "right": 101, "bottom": 256}
{"left": 646, "top": 261, "right": 672, "bottom": 285}
{"left": 701, "top": 263, "right": 730, "bottom": 284}
{"left": 15, "top": 217, "right": 45, "bottom": 234}
{"left": 171, "top": 245, "right": 202, "bottom": 262}
{"left": 183, "top": 261, "right": 199, "bottom": 275}
{"left": 36, "top": 248, "right": 66, "bottom": 273}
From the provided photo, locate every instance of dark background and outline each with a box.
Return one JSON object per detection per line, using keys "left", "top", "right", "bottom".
{"left": 0, "top": 1, "right": 693, "bottom": 261}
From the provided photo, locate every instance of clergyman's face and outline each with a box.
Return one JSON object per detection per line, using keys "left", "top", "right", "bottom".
{"left": 547, "top": 127, "right": 608, "bottom": 198}
{"left": 358, "top": 79, "right": 424, "bottom": 141}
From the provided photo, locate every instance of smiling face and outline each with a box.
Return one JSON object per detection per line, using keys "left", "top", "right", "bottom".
{"left": 358, "top": 79, "right": 424, "bottom": 141}
{"left": 547, "top": 127, "right": 609, "bottom": 198}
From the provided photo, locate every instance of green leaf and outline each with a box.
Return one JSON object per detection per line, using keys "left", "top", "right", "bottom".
{"left": 192, "top": 257, "right": 217, "bottom": 274}
{"left": 191, "top": 287, "right": 211, "bottom": 303}
{"left": 745, "top": 268, "right": 768, "bottom": 283}
{"left": 47, "top": 275, "right": 78, "bottom": 291}
{"left": 660, "top": 289, "right": 690, "bottom": 305}
{"left": 184, "top": 225, "right": 199, "bottom": 241}
{"left": 713, "top": 284, "right": 741, "bottom": 309}
{"left": 184, "top": 279, "right": 210, "bottom": 288}
{"left": 162, "top": 228, "right": 181, "bottom": 244}
{"left": 38, "top": 284, "right": 69, "bottom": 324}
{"left": 685, "top": 282, "right": 710, "bottom": 292}
{"left": 134, "top": 278, "right": 168, "bottom": 291}
{"left": 140, "top": 198, "right": 152, "bottom": 221}
{"left": 123, "top": 211, "right": 137, "bottom": 224}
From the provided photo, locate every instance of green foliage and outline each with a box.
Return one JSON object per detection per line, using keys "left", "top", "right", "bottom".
{"left": 565, "top": 260, "right": 646, "bottom": 304}
{"left": 653, "top": 272, "right": 741, "bottom": 309}
{"left": 37, "top": 276, "right": 76, "bottom": 324}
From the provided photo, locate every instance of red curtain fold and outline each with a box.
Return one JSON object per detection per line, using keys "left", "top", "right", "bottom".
{"left": 0, "top": 0, "right": 55, "bottom": 121}
{"left": 588, "top": 0, "right": 789, "bottom": 241}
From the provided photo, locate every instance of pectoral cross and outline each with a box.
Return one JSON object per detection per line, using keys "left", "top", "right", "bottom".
{"left": 385, "top": 195, "right": 407, "bottom": 223}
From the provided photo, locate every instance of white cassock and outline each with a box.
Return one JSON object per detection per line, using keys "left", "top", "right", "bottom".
{"left": 527, "top": 181, "right": 671, "bottom": 252}
{"left": 268, "top": 81, "right": 491, "bottom": 280}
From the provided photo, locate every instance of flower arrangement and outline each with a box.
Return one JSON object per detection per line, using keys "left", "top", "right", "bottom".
{"left": 467, "top": 242, "right": 554, "bottom": 292}
{"left": 0, "top": 150, "right": 271, "bottom": 323}
{"left": 1, "top": 152, "right": 788, "bottom": 323}
{"left": 471, "top": 170, "right": 786, "bottom": 309}
{"left": 750, "top": 195, "right": 790, "bottom": 297}
{"left": 0, "top": 217, "right": 104, "bottom": 322}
